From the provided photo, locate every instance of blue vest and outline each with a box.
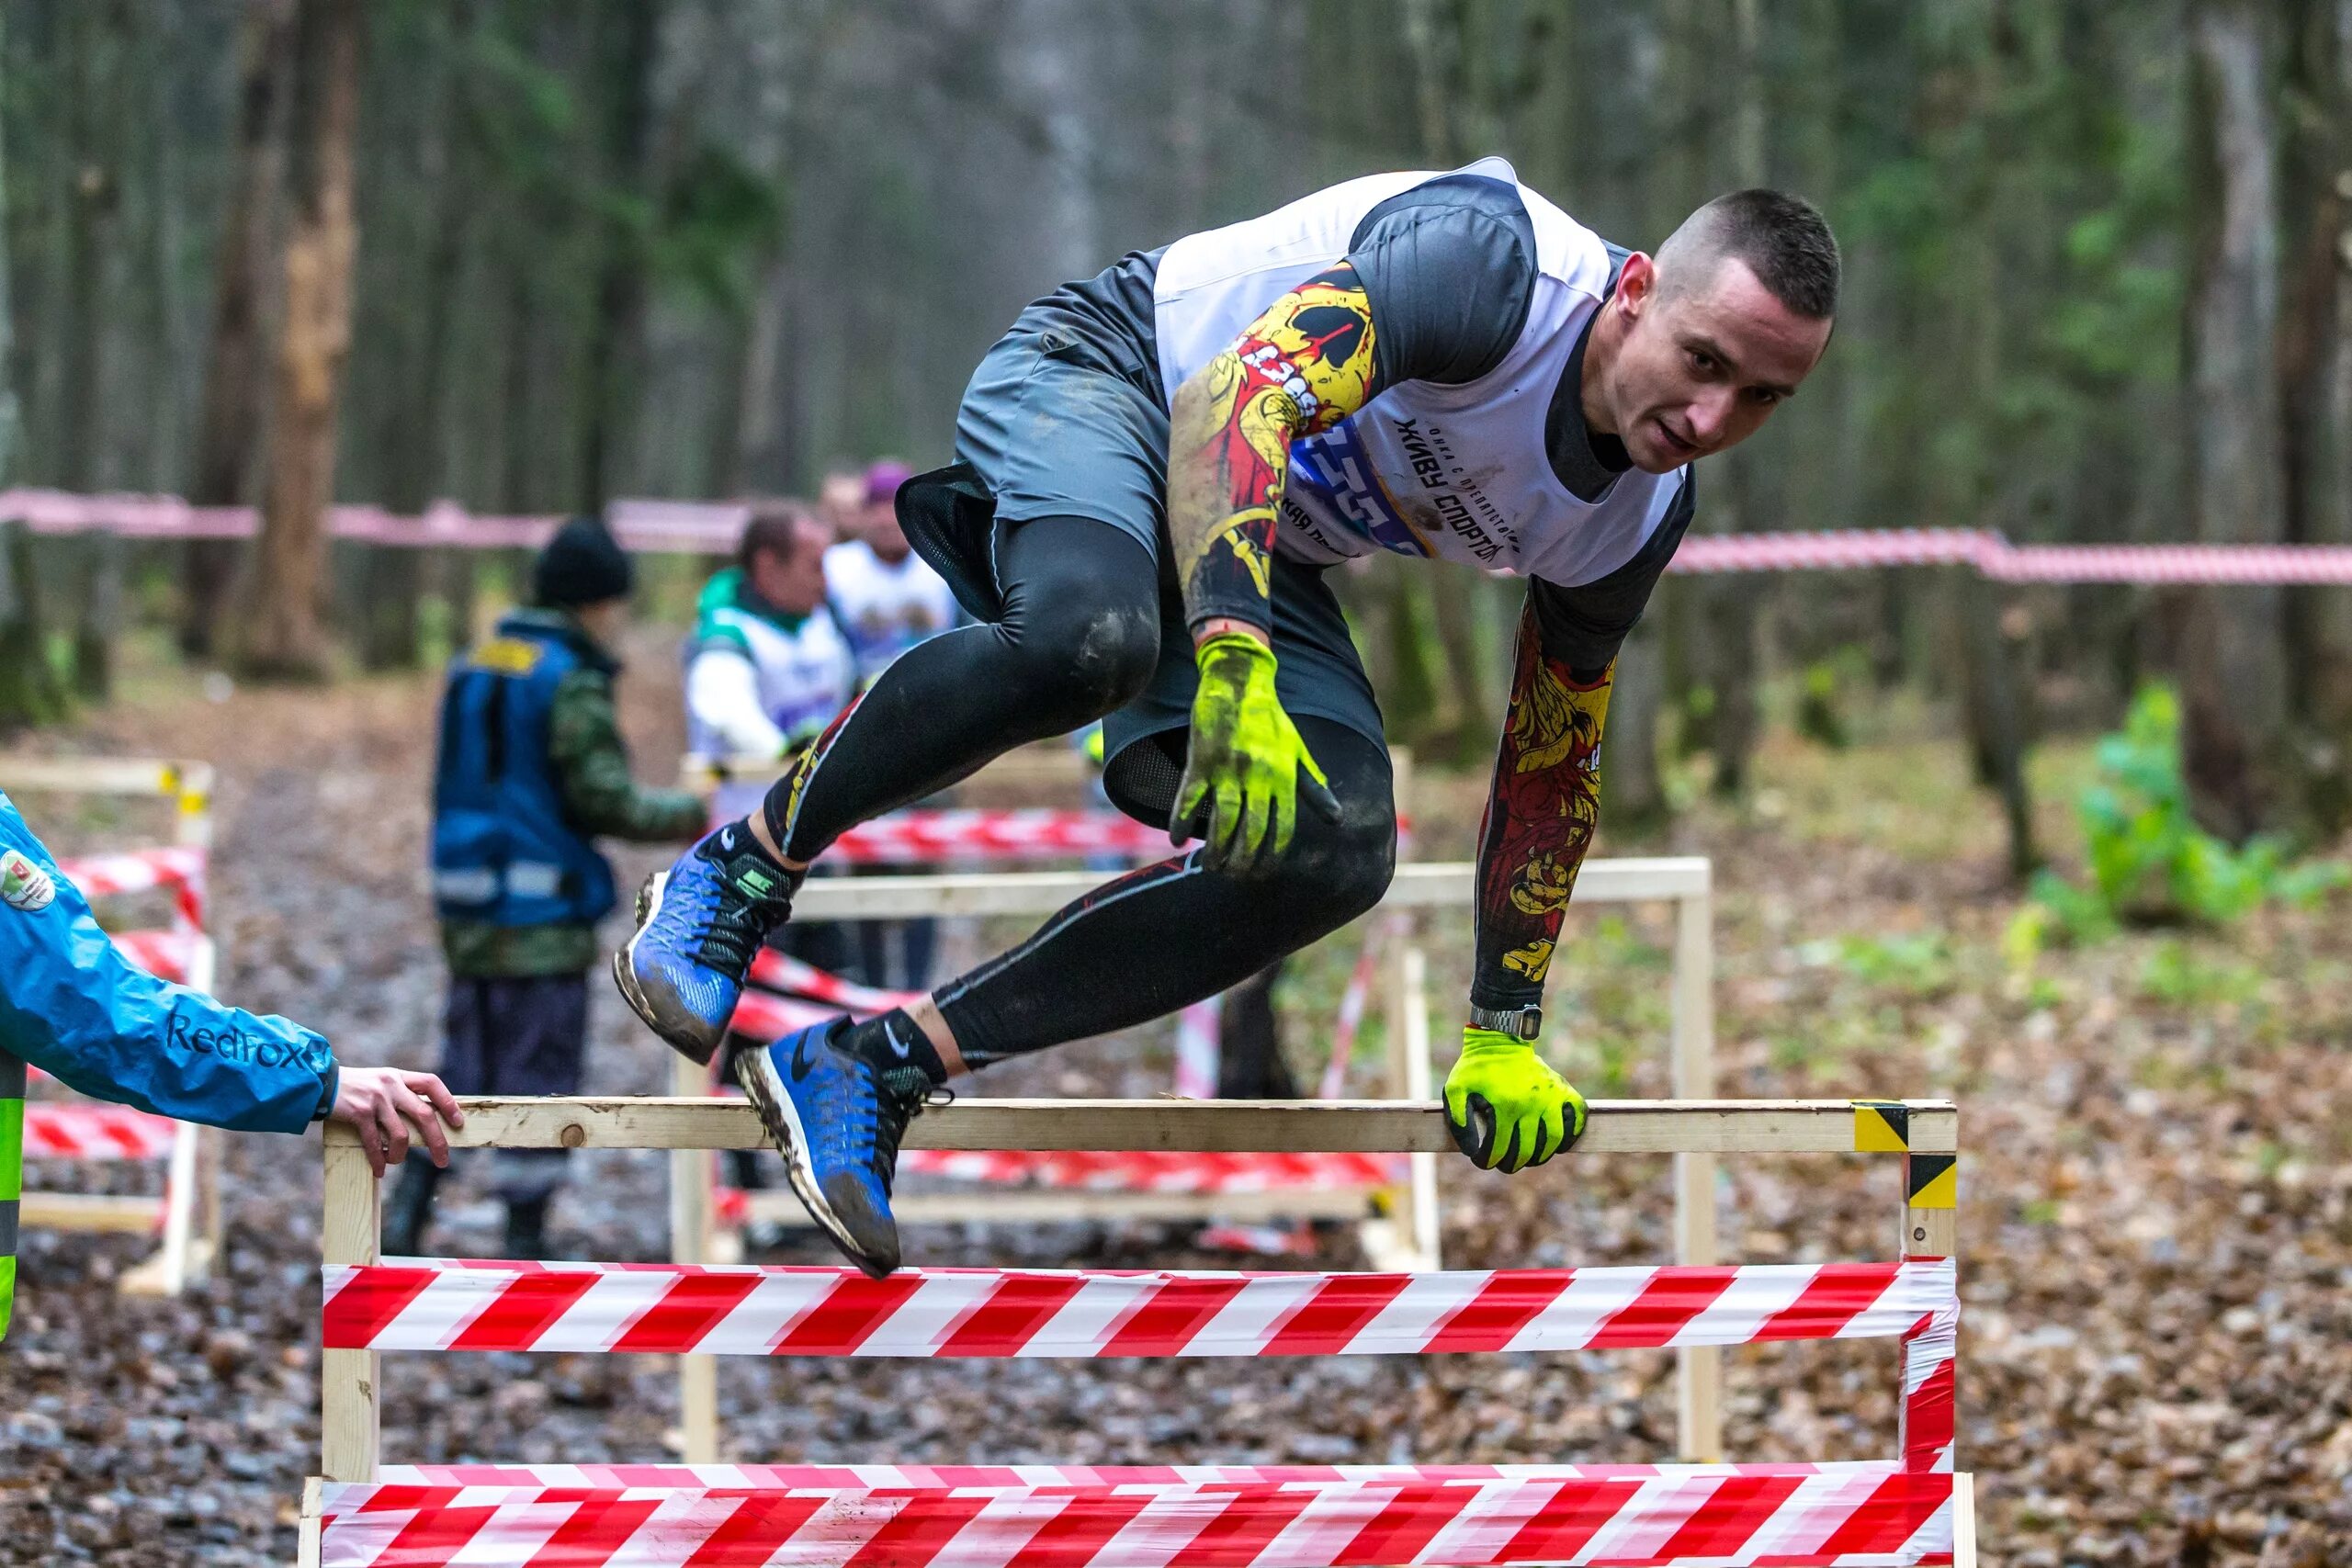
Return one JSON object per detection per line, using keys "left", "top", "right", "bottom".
{"left": 430, "top": 615, "right": 616, "bottom": 927}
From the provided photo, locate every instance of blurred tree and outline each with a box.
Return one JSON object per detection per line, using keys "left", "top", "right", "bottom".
{"left": 243, "top": 0, "right": 362, "bottom": 679}
{"left": 181, "top": 0, "right": 293, "bottom": 660}
{"left": 2181, "top": 0, "right": 2295, "bottom": 838}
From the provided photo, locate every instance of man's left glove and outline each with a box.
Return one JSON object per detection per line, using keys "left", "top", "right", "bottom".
{"left": 1443, "top": 1027, "right": 1587, "bottom": 1173}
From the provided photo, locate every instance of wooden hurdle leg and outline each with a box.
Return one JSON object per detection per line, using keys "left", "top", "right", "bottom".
{"left": 1671, "top": 883, "right": 1721, "bottom": 1461}
{"left": 671, "top": 1051, "right": 720, "bottom": 1463}
{"left": 322, "top": 1130, "right": 381, "bottom": 1483}
{"left": 119, "top": 1120, "right": 201, "bottom": 1297}
{"left": 1395, "top": 943, "right": 1440, "bottom": 1270}
{"left": 1898, "top": 1136, "right": 1964, "bottom": 1555}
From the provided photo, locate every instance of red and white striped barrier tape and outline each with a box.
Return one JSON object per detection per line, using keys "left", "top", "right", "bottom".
{"left": 745, "top": 950, "right": 920, "bottom": 1014}
{"left": 21, "top": 1102, "right": 183, "bottom": 1162}
{"left": 827, "top": 808, "right": 1171, "bottom": 865}
{"left": 112, "top": 928, "right": 198, "bottom": 984}
{"left": 53, "top": 845, "right": 206, "bottom": 932}
{"left": 11, "top": 483, "right": 2345, "bottom": 587}
{"left": 1671, "top": 526, "right": 2352, "bottom": 584}
{"left": 322, "top": 1257, "right": 1954, "bottom": 1358}
{"left": 316, "top": 1464, "right": 1959, "bottom": 1567}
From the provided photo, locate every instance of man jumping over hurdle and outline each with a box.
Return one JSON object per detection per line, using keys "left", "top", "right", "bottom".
{"left": 616, "top": 160, "right": 1838, "bottom": 1275}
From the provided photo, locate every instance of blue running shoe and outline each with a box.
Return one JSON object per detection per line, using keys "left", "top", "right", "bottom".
{"left": 613, "top": 823, "right": 797, "bottom": 1066}
{"left": 735, "top": 1020, "right": 940, "bottom": 1277}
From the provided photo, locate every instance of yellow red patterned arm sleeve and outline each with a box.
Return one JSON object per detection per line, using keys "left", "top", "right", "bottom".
{"left": 1167, "top": 264, "right": 1379, "bottom": 638}
{"left": 1470, "top": 593, "right": 1615, "bottom": 1015}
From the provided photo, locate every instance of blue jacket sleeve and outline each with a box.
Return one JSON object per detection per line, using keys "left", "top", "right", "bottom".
{"left": 0, "top": 796, "right": 337, "bottom": 1134}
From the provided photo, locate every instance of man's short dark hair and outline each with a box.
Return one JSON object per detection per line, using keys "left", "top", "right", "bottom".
{"left": 1658, "top": 189, "right": 1839, "bottom": 320}
{"left": 737, "top": 500, "right": 815, "bottom": 573}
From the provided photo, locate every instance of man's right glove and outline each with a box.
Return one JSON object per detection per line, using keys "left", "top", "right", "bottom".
{"left": 1171, "top": 632, "right": 1340, "bottom": 874}
{"left": 1443, "top": 1028, "right": 1588, "bottom": 1173}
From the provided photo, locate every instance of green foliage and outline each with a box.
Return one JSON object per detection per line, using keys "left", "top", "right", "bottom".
{"left": 1794, "top": 662, "right": 1848, "bottom": 750}
{"left": 2021, "top": 685, "right": 2346, "bottom": 944}
{"left": 2135, "top": 940, "right": 2263, "bottom": 1009}
{"left": 1813, "top": 932, "right": 1957, "bottom": 998}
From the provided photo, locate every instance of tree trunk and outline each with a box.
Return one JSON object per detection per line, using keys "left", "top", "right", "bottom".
{"left": 183, "top": 0, "right": 294, "bottom": 660}
{"left": 0, "top": 16, "right": 53, "bottom": 731}
{"left": 243, "top": 0, "right": 362, "bottom": 681}
{"left": 575, "top": 0, "right": 661, "bottom": 513}
{"left": 2182, "top": 0, "right": 2297, "bottom": 839}
{"left": 59, "top": 3, "right": 123, "bottom": 701}
{"left": 1604, "top": 603, "right": 1669, "bottom": 830}
{"left": 362, "top": 0, "right": 472, "bottom": 671}
{"left": 1702, "top": 0, "right": 1767, "bottom": 798}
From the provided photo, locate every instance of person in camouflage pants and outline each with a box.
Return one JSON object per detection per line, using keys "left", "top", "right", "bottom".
{"left": 388, "top": 517, "right": 705, "bottom": 1259}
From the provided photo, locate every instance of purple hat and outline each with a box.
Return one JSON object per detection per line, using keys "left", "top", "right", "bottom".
{"left": 863, "top": 460, "right": 913, "bottom": 505}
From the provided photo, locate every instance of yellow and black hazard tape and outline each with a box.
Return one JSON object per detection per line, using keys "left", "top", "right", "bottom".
{"left": 1851, "top": 1099, "right": 1911, "bottom": 1152}
{"left": 1905, "top": 1153, "right": 1958, "bottom": 1209}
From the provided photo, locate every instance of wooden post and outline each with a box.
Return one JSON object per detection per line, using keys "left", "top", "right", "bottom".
{"left": 1898, "top": 1140, "right": 1960, "bottom": 1478}
{"left": 1395, "top": 945, "right": 1440, "bottom": 1270}
{"left": 321, "top": 1127, "right": 379, "bottom": 1482}
{"left": 1671, "top": 878, "right": 1721, "bottom": 1461}
{"left": 670, "top": 1051, "right": 718, "bottom": 1463}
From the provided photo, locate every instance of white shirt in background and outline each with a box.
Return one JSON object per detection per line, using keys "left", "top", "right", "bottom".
{"left": 824, "top": 541, "right": 959, "bottom": 682}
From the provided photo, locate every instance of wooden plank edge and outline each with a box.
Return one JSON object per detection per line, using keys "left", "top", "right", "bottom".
{"left": 356, "top": 1097, "right": 1957, "bottom": 1156}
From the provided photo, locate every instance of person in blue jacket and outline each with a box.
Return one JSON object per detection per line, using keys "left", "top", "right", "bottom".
{"left": 390, "top": 515, "right": 703, "bottom": 1260}
{"left": 0, "top": 792, "right": 465, "bottom": 1338}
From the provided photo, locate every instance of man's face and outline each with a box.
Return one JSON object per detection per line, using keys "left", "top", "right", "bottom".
{"left": 1597, "top": 253, "right": 1831, "bottom": 473}
{"left": 749, "top": 525, "right": 831, "bottom": 615}
{"left": 818, "top": 474, "right": 865, "bottom": 537}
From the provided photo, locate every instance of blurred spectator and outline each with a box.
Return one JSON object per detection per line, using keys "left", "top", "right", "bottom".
{"left": 2, "top": 798, "right": 466, "bottom": 1338}
{"left": 816, "top": 468, "right": 867, "bottom": 546}
{"left": 399, "top": 517, "right": 705, "bottom": 1261}
{"left": 824, "top": 460, "right": 959, "bottom": 683}
{"left": 825, "top": 461, "right": 959, "bottom": 988}
{"left": 684, "top": 504, "right": 865, "bottom": 1223}
{"left": 684, "top": 502, "right": 859, "bottom": 766}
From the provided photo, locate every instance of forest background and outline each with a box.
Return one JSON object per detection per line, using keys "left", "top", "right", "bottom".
{"left": 3, "top": 0, "right": 2351, "bottom": 843}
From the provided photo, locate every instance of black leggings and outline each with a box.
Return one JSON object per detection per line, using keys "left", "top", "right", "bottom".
{"left": 761, "top": 514, "right": 1396, "bottom": 1066}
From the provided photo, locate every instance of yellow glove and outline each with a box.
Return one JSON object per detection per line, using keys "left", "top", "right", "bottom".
{"left": 1171, "top": 633, "right": 1340, "bottom": 874}
{"left": 1442, "top": 1028, "right": 1587, "bottom": 1173}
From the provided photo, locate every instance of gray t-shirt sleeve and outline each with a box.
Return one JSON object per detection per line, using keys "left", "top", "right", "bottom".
{"left": 1347, "top": 173, "right": 1540, "bottom": 391}
{"left": 1528, "top": 473, "right": 1698, "bottom": 678}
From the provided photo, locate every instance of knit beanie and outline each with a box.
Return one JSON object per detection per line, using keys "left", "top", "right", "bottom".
{"left": 532, "top": 516, "right": 634, "bottom": 608}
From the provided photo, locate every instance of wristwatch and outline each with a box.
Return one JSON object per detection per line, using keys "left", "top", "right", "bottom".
{"left": 1468, "top": 1004, "right": 1543, "bottom": 1041}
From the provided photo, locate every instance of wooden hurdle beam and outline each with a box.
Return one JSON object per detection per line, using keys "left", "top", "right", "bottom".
{"left": 783, "top": 860, "right": 1713, "bottom": 1407}
{"left": 0, "top": 756, "right": 223, "bottom": 1296}
{"left": 312, "top": 1094, "right": 1971, "bottom": 1568}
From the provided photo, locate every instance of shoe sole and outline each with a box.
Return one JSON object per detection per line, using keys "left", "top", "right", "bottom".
{"left": 736, "top": 1043, "right": 895, "bottom": 1279}
{"left": 612, "top": 871, "right": 723, "bottom": 1067}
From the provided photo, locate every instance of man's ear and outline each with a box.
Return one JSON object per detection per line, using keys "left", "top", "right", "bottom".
{"left": 1616, "top": 252, "right": 1657, "bottom": 318}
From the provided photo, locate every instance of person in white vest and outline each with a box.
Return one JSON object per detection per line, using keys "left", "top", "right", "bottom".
{"left": 618, "top": 164, "right": 1838, "bottom": 1275}
{"left": 824, "top": 460, "right": 961, "bottom": 683}
{"left": 685, "top": 503, "right": 859, "bottom": 787}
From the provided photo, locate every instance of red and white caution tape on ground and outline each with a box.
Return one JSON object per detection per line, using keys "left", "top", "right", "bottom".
{"left": 827, "top": 808, "right": 1171, "bottom": 864}
{"left": 316, "top": 1463, "right": 1959, "bottom": 1567}
{"left": 322, "top": 1257, "right": 1955, "bottom": 1358}
{"left": 21, "top": 1102, "right": 183, "bottom": 1162}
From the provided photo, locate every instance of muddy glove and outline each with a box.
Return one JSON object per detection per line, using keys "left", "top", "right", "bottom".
{"left": 1171, "top": 633, "right": 1340, "bottom": 874}
{"left": 1443, "top": 1028, "right": 1588, "bottom": 1173}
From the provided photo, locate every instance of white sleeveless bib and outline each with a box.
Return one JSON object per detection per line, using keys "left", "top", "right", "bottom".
{"left": 1152, "top": 159, "right": 1688, "bottom": 587}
